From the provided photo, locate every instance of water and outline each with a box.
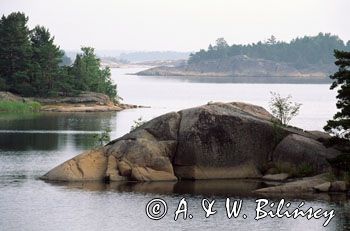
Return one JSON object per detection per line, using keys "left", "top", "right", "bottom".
{"left": 0, "top": 68, "right": 349, "bottom": 231}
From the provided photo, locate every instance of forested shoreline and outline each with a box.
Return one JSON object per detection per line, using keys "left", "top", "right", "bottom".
{"left": 0, "top": 12, "right": 117, "bottom": 100}
{"left": 189, "top": 35, "right": 350, "bottom": 68}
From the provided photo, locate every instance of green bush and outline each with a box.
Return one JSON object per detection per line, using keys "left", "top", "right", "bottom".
{"left": 276, "top": 162, "right": 315, "bottom": 178}
{"left": 0, "top": 100, "right": 41, "bottom": 112}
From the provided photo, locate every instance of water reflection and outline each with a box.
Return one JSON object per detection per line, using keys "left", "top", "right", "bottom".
{"left": 44, "top": 180, "right": 350, "bottom": 202}
{"left": 0, "top": 112, "right": 117, "bottom": 131}
{"left": 0, "top": 112, "right": 117, "bottom": 151}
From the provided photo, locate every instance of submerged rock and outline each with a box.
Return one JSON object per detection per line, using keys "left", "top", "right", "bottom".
{"left": 41, "top": 102, "right": 342, "bottom": 184}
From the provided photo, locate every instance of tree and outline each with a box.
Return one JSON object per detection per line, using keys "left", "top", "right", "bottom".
{"left": 269, "top": 92, "right": 302, "bottom": 126}
{"left": 30, "top": 26, "right": 63, "bottom": 96}
{"left": 324, "top": 50, "right": 350, "bottom": 138}
{"left": 0, "top": 12, "right": 32, "bottom": 94}
{"left": 266, "top": 35, "right": 277, "bottom": 45}
{"left": 215, "top": 37, "right": 229, "bottom": 50}
{"left": 187, "top": 33, "right": 349, "bottom": 67}
{"left": 70, "top": 47, "right": 117, "bottom": 100}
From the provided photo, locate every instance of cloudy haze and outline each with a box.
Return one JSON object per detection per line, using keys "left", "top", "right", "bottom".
{"left": 1, "top": 0, "right": 349, "bottom": 51}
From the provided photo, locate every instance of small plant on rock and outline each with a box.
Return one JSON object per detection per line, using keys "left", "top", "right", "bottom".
{"left": 130, "top": 117, "right": 147, "bottom": 131}
{"left": 269, "top": 91, "right": 302, "bottom": 126}
{"left": 94, "top": 127, "right": 112, "bottom": 146}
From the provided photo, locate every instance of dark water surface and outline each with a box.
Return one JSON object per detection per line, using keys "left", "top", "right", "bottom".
{"left": 0, "top": 68, "right": 349, "bottom": 231}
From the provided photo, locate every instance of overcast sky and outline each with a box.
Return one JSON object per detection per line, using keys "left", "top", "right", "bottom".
{"left": 1, "top": 0, "right": 349, "bottom": 51}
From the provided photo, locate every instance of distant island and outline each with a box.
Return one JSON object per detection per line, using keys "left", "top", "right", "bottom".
{"left": 137, "top": 34, "right": 350, "bottom": 79}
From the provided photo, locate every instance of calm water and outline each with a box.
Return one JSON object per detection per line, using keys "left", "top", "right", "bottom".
{"left": 0, "top": 68, "right": 349, "bottom": 231}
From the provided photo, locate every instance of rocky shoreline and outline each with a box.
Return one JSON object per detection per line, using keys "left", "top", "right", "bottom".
{"left": 0, "top": 91, "right": 144, "bottom": 112}
{"left": 41, "top": 102, "right": 349, "bottom": 197}
{"left": 135, "top": 55, "right": 334, "bottom": 80}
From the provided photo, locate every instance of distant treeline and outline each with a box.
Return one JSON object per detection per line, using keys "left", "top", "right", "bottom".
{"left": 0, "top": 12, "right": 117, "bottom": 99}
{"left": 189, "top": 34, "right": 350, "bottom": 68}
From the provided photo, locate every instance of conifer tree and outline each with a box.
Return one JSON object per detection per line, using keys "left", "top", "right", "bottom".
{"left": 30, "top": 26, "right": 63, "bottom": 96}
{"left": 324, "top": 50, "right": 350, "bottom": 138}
{"left": 0, "top": 12, "right": 32, "bottom": 94}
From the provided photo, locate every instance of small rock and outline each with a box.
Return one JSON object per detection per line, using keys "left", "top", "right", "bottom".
{"left": 256, "top": 174, "right": 327, "bottom": 194}
{"left": 330, "top": 181, "right": 347, "bottom": 192}
{"left": 313, "top": 182, "right": 331, "bottom": 192}
{"left": 262, "top": 173, "right": 289, "bottom": 181}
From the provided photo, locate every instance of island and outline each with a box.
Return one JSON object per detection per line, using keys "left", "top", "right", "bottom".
{"left": 136, "top": 34, "right": 349, "bottom": 82}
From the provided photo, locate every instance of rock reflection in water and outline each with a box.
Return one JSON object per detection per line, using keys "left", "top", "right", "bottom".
{"left": 48, "top": 179, "right": 273, "bottom": 196}
{"left": 46, "top": 179, "right": 350, "bottom": 202}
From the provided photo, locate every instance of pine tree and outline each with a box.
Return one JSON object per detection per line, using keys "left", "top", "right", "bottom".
{"left": 70, "top": 47, "right": 117, "bottom": 99}
{"left": 0, "top": 12, "right": 32, "bottom": 94}
{"left": 324, "top": 50, "right": 350, "bottom": 138}
{"left": 30, "top": 26, "right": 63, "bottom": 96}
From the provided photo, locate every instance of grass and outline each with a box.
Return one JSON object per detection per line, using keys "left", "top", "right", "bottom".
{"left": 0, "top": 100, "right": 41, "bottom": 113}
{"left": 276, "top": 162, "right": 315, "bottom": 178}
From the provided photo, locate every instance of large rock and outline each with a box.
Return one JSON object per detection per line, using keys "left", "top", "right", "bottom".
{"left": 33, "top": 91, "right": 112, "bottom": 105}
{"left": 174, "top": 102, "right": 279, "bottom": 179}
{"left": 40, "top": 148, "right": 108, "bottom": 181}
{"left": 41, "top": 102, "right": 342, "bottom": 183}
{"left": 0, "top": 91, "right": 26, "bottom": 102}
{"left": 272, "top": 134, "right": 340, "bottom": 175}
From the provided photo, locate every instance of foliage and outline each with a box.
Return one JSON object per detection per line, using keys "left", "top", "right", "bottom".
{"left": 130, "top": 117, "right": 147, "bottom": 131}
{"left": 188, "top": 33, "right": 350, "bottom": 68}
{"left": 0, "top": 100, "right": 41, "bottom": 112}
{"left": 0, "top": 12, "right": 32, "bottom": 94}
{"left": 269, "top": 92, "right": 302, "bottom": 126}
{"left": 0, "top": 12, "right": 119, "bottom": 100}
{"left": 324, "top": 50, "right": 350, "bottom": 138}
{"left": 69, "top": 47, "right": 117, "bottom": 100}
{"left": 276, "top": 163, "right": 314, "bottom": 178}
{"left": 296, "top": 163, "right": 314, "bottom": 177}
{"left": 30, "top": 25, "right": 64, "bottom": 96}
{"left": 93, "top": 127, "right": 112, "bottom": 146}
{"left": 271, "top": 119, "right": 286, "bottom": 145}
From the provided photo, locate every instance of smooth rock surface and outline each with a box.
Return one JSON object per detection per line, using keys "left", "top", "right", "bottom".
{"left": 41, "top": 102, "right": 342, "bottom": 184}
{"left": 174, "top": 102, "right": 279, "bottom": 179}
{"left": 40, "top": 148, "right": 108, "bottom": 181}
{"left": 272, "top": 134, "right": 340, "bottom": 174}
{"left": 313, "top": 182, "right": 331, "bottom": 192}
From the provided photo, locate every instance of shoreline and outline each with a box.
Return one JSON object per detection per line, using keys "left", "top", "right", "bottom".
{"left": 39, "top": 102, "right": 147, "bottom": 113}
{"left": 0, "top": 91, "right": 148, "bottom": 113}
{"left": 134, "top": 73, "right": 332, "bottom": 84}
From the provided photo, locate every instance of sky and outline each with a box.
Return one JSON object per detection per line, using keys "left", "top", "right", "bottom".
{"left": 0, "top": 0, "right": 349, "bottom": 52}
